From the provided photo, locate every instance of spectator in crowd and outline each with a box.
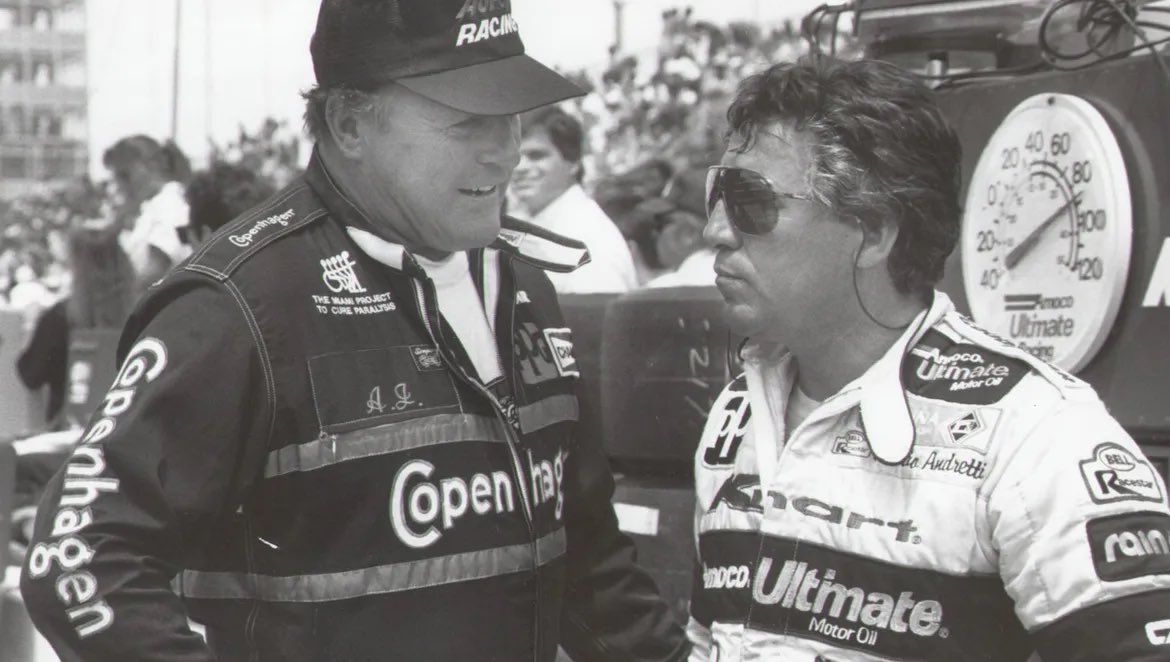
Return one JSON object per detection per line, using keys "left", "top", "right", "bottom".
{"left": 511, "top": 105, "right": 638, "bottom": 293}
{"left": 628, "top": 166, "right": 715, "bottom": 288}
{"left": 687, "top": 56, "right": 1170, "bottom": 661}
{"left": 21, "top": 1, "right": 687, "bottom": 660}
{"left": 103, "top": 135, "right": 192, "bottom": 286}
{"left": 16, "top": 226, "right": 136, "bottom": 428}
{"left": 7, "top": 261, "right": 54, "bottom": 320}
{"left": 182, "top": 162, "right": 277, "bottom": 248}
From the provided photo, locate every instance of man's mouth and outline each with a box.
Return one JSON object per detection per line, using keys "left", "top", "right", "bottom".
{"left": 458, "top": 185, "right": 497, "bottom": 197}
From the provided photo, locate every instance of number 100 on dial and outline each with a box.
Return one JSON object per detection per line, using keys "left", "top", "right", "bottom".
{"left": 960, "top": 93, "right": 1133, "bottom": 373}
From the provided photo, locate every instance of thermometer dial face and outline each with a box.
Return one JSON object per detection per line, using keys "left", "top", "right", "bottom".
{"left": 960, "top": 93, "right": 1132, "bottom": 372}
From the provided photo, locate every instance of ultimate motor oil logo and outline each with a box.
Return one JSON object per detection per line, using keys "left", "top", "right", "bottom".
{"left": 903, "top": 331, "right": 1028, "bottom": 405}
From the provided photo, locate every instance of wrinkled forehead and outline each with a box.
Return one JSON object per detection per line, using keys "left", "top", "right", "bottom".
{"left": 721, "top": 120, "right": 817, "bottom": 191}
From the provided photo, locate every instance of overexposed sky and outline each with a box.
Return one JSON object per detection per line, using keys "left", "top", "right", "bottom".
{"left": 85, "top": 0, "right": 827, "bottom": 175}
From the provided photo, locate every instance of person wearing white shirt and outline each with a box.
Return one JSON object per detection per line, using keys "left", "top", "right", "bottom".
{"left": 510, "top": 106, "right": 637, "bottom": 293}
{"left": 104, "top": 135, "right": 192, "bottom": 286}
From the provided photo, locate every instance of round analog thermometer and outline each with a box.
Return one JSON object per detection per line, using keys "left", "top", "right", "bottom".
{"left": 961, "top": 93, "right": 1132, "bottom": 372}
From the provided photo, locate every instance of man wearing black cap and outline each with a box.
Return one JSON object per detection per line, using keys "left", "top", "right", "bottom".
{"left": 19, "top": 2, "right": 688, "bottom": 660}
{"left": 629, "top": 167, "right": 716, "bottom": 288}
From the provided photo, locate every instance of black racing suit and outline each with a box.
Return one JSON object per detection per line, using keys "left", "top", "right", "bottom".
{"left": 20, "top": 153, "right": 688, "bottom": 662}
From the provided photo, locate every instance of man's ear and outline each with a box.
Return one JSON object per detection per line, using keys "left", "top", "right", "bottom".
{"left": 855, "top": 216, "right": 899, "bottom": 270}
{"left": 324, "top": 93, "right": 365, "bottom": 160}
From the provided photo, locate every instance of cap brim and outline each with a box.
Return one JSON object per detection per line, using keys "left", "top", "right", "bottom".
{"left": 396, "top": 54, "right": 585, "bottom": 116}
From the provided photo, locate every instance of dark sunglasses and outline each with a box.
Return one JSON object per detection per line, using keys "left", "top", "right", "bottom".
{"left": 705, "top": 165, "right": 812, "bottom": 235}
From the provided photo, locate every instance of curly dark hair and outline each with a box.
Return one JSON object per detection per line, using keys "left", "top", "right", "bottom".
{"left": 102, "top": 135, "right": 192, "bottom": 184}
{"left": 726, "top": 55, "right": 962, "bottom": 296}
{"left": 186, "top": 162, "right": 276, "bottom": 233}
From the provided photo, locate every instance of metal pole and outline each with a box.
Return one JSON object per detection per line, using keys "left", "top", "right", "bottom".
{"left": 170, "top": 0, "right": 181, "bottom": 140}
{"left": 612, "top": 0, "right": 624, "bottom": 54}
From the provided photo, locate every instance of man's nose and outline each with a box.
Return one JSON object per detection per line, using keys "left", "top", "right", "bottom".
{"left": 703, "top": 199, "right": 739, "bottom": 250}
{"left": 479, "top": 114, "right": 521, "bottom": 172}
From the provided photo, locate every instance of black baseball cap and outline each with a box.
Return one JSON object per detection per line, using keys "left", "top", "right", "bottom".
{"left": 310, "top": 0, "right": 585, "bottom": 116}
{"left": 634, "top": 167, "right": 708, "bottom": 220}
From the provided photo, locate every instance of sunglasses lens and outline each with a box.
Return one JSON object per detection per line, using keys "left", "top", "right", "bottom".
{"left": 708, "top": 168, "right": 778, "bottom": 235}
{"left": 705, "top": 169, "right": 721, "bottom": 217}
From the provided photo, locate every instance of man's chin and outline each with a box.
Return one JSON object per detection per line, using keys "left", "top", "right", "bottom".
{"left": 721, "top": 302, "right": 762, "bottom": 339}
{"left": 442, "top": 222, "right": 502, "bottom": 252}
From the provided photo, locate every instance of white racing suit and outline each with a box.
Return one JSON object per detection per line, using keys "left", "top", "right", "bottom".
{"left": 687, "top": 292, "right": 1170, "bottom": 661}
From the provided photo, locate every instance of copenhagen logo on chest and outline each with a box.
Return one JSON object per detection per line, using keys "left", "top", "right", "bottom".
{"left": 389, "top": 449, "right": 567, "bottom": 549}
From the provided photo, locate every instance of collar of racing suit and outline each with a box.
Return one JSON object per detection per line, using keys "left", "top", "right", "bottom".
{"left": 740, "top": 291, "right": 954, "bottom": 476}
{"left": 303, "top": 148, "right": 591, "bottom": 275}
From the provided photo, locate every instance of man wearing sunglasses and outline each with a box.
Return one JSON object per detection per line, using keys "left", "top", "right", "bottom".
{"left": 687, "top": 56, "right": 1169, "bottom": 661}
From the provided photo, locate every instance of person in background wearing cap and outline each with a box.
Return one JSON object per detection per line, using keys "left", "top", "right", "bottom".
{"left": 510, "top": 106, "right": 638, "bottom": 293}
{"left": 687, "top": 56, "right": 1170, "bottom": 662}
{"left": 20, "top": 1, "right": 688, "bottom": 660}
{"left": 630, "top": 167, "right": 716, "bottom": 289}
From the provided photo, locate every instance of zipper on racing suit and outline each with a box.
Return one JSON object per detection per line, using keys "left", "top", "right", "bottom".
{"left": 409, "top": 273, "right": 544, "bottom": 659}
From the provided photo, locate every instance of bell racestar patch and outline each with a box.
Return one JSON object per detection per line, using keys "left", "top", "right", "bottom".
{"left": 1080, "top": 443, "right": 1165, "bottom": 505}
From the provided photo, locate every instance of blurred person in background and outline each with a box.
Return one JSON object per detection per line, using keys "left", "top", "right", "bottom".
{"left": 7, "top": 259, "right": 55, "bottom": 320}
{"left": 21, "top": 0, "right": 687, "bottom": 660}
{"left": 16, "top": 225, "right": 137, "bottom": 429}
{"left": 628, "top": 166, "right": 715, "bottom": 288}
{"left": 182, "top": 162, "right": 277, "bottom": 248}
{"left": 511, "top": 105, "right": 637, "bottom": 293}
{"left": 103, "top": 134, "right": 192, "bottom": 287}
{"left": 9, "top": 225, "right": 138, "bottom": 570}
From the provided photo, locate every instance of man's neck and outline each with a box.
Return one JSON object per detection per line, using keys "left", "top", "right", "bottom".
{"left": 318, "top": 144, "right": 451, "bottom": 262}
{"left": 788, "top": 293, "right": 927, "bottom": 401}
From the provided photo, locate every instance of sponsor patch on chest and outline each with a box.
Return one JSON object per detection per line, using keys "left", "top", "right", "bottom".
{"left": 309, "top": 250, "right": 397, "bottom": 317}
{"left": 902, "top": 330, "right": 1029, "bottom": 405}
{"left": 829, "top": 425, "right": 990, "bottom": 482}
{"left": 514, "top": 322, "right": 579, "bottom": 385}
{"left": 701, "top": 377, "right": 751, "bottom": 468}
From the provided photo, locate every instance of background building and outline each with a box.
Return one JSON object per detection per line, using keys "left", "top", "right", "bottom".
{"left": 0, "top": 0, "right": 87, "bottom": 199}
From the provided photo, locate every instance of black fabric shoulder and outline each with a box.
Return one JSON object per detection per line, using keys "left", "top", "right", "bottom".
{"left": 183, "top": 182, "right": 327, "bottom": 281}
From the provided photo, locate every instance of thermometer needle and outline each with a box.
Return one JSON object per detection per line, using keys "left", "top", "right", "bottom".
{"left": 1004, "top": 191, "right": 1083, "bottom": 271}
